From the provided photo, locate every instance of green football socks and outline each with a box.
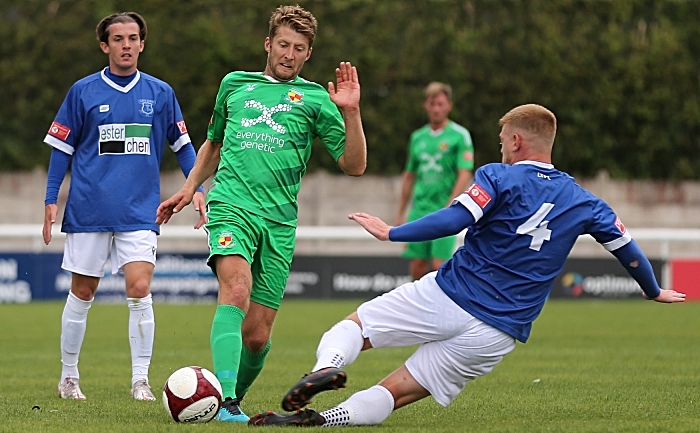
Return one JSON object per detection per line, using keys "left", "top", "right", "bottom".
{"left": 210, "top": 305, "right": 246, "bottom": 399}
{"left": 235, "top": 340, "right": 272, "bottom": 398}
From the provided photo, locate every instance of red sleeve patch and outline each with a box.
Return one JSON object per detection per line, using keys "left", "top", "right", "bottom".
{"left": 48, "top": 121, "right": 71, "bottom": 141}
{"left": 177, "top": 120, "right": 188, "bottom": 134}
{"left": 614, "top": 216, "right": 626, "bottom": 234}
{"left": 467, "top": 184, "right": 492, "bottom": 208}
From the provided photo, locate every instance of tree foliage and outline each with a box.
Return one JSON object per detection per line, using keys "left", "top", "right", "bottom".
{"left": 1, "top": 0, "right": 699, "bottom": 179}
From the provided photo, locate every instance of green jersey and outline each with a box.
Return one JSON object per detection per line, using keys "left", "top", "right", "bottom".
{"left": 405, "top": 120, "right": 474, "bottom": 216}
{"left": 207, "top": 71, "right": 346, "bottom": 226}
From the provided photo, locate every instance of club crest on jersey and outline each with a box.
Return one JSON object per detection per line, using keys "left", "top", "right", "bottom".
{"left": 138, "top": 99, "right": 155, "bottom": 117}
{"left": 439, "top": 141, "right": 448, "bottom": 151}
{"left": 48, "top": 121, "right": 71, "bottom": 141}
{"left": 614, "top": 216, "right": 626, "bottom": 234}
{"left": 287, "top": 89, "right": 304, "bottom": 104}
{"left": 467, "top": 184, "right": 492, "bottom": 208}
{"left": 217, "top": 231, "right": 235, "bottom": 248}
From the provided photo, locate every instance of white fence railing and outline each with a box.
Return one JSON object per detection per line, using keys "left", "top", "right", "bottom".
{"left": 4, "top": 225, "right": 700, "bottom": 259}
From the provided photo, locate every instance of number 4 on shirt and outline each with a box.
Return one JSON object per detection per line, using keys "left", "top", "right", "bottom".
{"left": 516, "top": 203, "right": 555, "bottom": 251}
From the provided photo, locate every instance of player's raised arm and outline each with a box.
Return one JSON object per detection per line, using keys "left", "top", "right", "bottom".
{"left": 330, "top": 62, "right": 366, "bottom": 177}
{"left": 609, "top": 239, "right": 685, "bottom": 303}
{"left": 156, "top": 139, "right": 221, "bottom": 225}
{"left": 350, "top": 204, "right": 474, "bottom": 243}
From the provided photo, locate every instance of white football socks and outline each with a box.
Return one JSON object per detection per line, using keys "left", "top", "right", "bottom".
{"left": 321, "top": 385, "right": 395, "bottom": 426}
{"left": 60, "top": 292, "right": 92, "bottom": 381}
{"left": 127, "top": 294, "right": 155, "bottom": 386}
{"left": 310, "top": 320, "right": 394, "bottom": 426}
{"left": 312, "top": 319, "right": 364, "bottom": 372}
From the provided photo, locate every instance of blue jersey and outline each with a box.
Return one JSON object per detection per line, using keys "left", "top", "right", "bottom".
{"left": 436, "top": 161, "right": 631, "bottom": 343}
{"left": 44, "top": 68, "right": 191, "bottom": 234}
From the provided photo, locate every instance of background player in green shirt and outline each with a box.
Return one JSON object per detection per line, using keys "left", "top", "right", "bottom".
{"left": 396, "top": 82, "right": 474, "bottom": 280}
{"left": 156, "top": 4, "right": 367, "bottom": 423}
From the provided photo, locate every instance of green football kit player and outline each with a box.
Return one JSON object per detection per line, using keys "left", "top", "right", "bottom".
{"left": 397, "top": 82, "right": 474, "bottom": 280}
{"left": 156, "top": 5, "right": 367, "bottom": 423}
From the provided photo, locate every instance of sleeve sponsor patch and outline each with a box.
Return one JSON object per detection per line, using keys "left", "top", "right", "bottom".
{"left": 48, "top": 121, "right": 71, "bottom": 141}
{"left": 467, "top": 183, "right": 491, "bottom": 208}
{"left": 462, "top": 150, "right": 474, "bottom": 162}
{"left": 614, "top": 216, "right": 626, "bottom": 234}
{"left": 177, "top": 120, "right": 188, "bottom": 134}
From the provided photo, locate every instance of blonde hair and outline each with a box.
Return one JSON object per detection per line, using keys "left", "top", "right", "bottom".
{"left": 424, "top": 82, "right": 452, "bottom": 101}
{"left": 269, "top": 5, "right": 318, "bottom": 46}
{"left": 499, "top": 104, "right": 557, "bottom": 147}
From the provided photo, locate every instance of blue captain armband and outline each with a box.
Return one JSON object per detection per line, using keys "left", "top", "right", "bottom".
{"left": 389, "top": 204, "right": 474, "bottom": 243}
{"left": 610, "top": 240, "right": 661, "bottom": 299}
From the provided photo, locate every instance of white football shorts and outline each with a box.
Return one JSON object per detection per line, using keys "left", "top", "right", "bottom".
{"left": 62, "top": 231, "right": 157, "bottom": 277}
{"left": 357, "top": 271, "right": 516, "bottom": 407}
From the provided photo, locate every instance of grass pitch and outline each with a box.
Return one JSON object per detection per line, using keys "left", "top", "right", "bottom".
{"left": 1, "top": 299, "right": 699, "bottom": 432}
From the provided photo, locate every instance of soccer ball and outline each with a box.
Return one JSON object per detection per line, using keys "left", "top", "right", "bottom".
{"left": 162, "top": 366, "right": 223, "bottom": 423}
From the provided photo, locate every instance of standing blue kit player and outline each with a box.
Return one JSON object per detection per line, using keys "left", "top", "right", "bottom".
{"left": 249, "top": 104, "right": 686, "bottom": 427}
{"left": 42, "top": 12, "right": 206, "bottom": 401}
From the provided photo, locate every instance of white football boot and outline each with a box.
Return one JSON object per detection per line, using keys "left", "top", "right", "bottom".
{"left": 58, "top": 377, "right": 86, "bottom": 400}
{"left": 131, "top": 379, "right": 156, "bottom": 401}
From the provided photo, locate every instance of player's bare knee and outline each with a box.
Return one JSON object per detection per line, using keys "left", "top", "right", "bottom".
{"left": 70, "top": 287, "right": 95, "bottom": 301}
{"left": 345, "top": 311, "right": 363, "bottom": 328}
{"left": 126, "top": 280, "right": 151, "bottom": 299}
{"left": 245, "top": 338, "right": 269, "bottom": 353}
{"left": 71, "top": 274, "right": 99, "bottom": 300}
{"left": 70, "top": 282, "right": 97, "bottom": 301}
{"left": 218, "top": 287, "right": 251, "bottom": 309}
{"left": 242, "top": 332, "right": 270, "bottom": 352}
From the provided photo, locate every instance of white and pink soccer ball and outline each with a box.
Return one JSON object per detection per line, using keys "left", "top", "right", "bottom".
{"left": 162, "top": 366, "right": 223, "bottom": 423}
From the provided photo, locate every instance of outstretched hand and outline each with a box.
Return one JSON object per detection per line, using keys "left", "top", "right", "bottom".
{"left": 328, "top": 62, "right": 360, "bottom": 111}
{"left": 348, "top": 212, "right": 392, "bottom": 241}
{"left": 645, "top": 289, "right": 686, "bottom": 303}
{"left": 156, "top": 188, "right": 195, "bottom": 226}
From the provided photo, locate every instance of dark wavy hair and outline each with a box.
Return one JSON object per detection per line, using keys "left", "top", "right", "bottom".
{"left": 96, "top": 12, "right": 147, "bottom": 43}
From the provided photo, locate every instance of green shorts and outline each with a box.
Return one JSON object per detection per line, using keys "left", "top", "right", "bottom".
{"left": 401, "top": 235, "right": 457, "bottom": 261}
{"left": 402, "top": 207, "right": 457, "bottom": 261}
{"left": 205, "top": 202, "right": 296, "bottom": 310}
